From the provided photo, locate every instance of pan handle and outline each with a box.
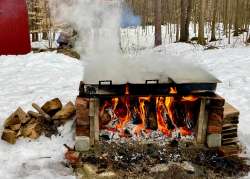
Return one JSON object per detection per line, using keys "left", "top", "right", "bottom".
{"left": 99, "top": 80, "right": 112, "bottom": 85}
{"left": 146, "top": 80, "right": 159, "bottom": 84}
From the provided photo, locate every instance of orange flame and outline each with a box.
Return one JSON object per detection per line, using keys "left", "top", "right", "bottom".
{"left": 170, "top": 87, "right": 177, "bottom": 94}
{"left": 156, "top": 97, "right": 170, "bottom": 136}
{"left": 179, "top": 127, "right": 192, "bottom": 136}
{"left": 182, "top": 95, "right": 198, "bottom": 102}
{"left": 133, "top": 97, "right": 150, "bottom": 136}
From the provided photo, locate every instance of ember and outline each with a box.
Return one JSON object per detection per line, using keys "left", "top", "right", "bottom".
{"left": 99, "top": 87, "right": 200, "bottom": 141}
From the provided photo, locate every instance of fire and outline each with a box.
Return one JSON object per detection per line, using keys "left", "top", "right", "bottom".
{"left": 101, "top": 86, "right": 198, "bottom": 139}
{"left": 133, "top": 97, "right": 150, "bottom": 135}
{"left": 182, "top": 95, "right": 198, "bottom": 102}
{"left": 113, "top": 97, "right": 131, "bottom": 134}
{"left": 170, "top": 87, "right": 177, "bottom": 94}
{"left": 156, "top": 97, "right": 171, "bottom": 136}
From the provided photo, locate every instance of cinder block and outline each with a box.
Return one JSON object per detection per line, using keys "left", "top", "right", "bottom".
{"left": 75, "top": 136, "right": 90, "bottom": 152}
{"left": 207, "top": 134, "right": 221, "bottom": 148}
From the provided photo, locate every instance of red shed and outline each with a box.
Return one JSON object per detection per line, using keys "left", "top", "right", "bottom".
{"left": 0, "top": 0, "right": 31, "bottom": 55}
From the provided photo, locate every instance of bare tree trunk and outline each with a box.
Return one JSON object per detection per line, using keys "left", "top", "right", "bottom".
{"left": 234, "top": 0, "right": 240, "bottom": 36}
{"left": 198, "top": 0, "right": 206, "bottom": 45}
{"left": 210, "top": 0, "right": 218, "bottom": 41}
{"left": 32, "top": 32, "right": 39, "bottom": 42}
{"left": 155, "top": 0, "right": 162, "bottom": 46}
{"left": 180, "top": 0, "right": 192, "bottom": 42}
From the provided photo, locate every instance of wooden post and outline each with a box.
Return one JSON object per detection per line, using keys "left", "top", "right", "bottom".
{"left": 196, "top": 98, "right": 208, "bottom": 145}
{"left": 89, "top": 98, "right": 99, "bottom": 147}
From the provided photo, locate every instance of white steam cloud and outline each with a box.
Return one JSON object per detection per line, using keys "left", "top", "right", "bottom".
{"left": 51, "top": 0, "right": 216, "bottom": 84}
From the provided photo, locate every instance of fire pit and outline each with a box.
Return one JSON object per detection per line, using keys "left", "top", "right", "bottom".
{"left": 75, "top": 66, "right": 240, "bottom": 156}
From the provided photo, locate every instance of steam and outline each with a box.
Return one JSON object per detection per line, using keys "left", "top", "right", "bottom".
{"left": 51, "top": 0, "right": 121, "bottom": 54}
{"left": 50, "top": 0, "right": 214, "bottom": 84}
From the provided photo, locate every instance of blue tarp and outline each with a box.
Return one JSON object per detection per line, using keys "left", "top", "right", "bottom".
{"left": 120, "top": 7, "right": 141, "bottom": 28}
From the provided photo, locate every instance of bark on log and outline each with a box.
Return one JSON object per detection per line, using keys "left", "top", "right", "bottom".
{"left": 32, "top": 103, "right": 51, "bottom": 120}
{"left": 1, "top": 129, "right": 17, "bottom": 144}
{"left": 22, "top": 122, "right": 42, "bottom": 139}
{"left": 4, "top": 107, "right": 30, "bottom": 127}
{"left": 41, "top": 98, "right": 62, "bottom": 117}
{"left": 28, "top": 111, "right": 43, "bottom": 119}
{"left": 52, "top": 102, "right": 76, "bottom": 121}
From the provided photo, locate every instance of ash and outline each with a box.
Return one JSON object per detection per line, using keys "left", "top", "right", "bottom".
{"left": 81, "top": 142, "right": 250, "bottom": 179}
{"left": 100, "top": 119, "right": 194, "bottom": 143}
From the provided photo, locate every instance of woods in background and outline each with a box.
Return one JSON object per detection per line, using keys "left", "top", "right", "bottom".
{"left": 26, "top": 0, "right": 250, "bottom": 47}
{"left": 125, "top": 0, "right": 250, "bottom": 46}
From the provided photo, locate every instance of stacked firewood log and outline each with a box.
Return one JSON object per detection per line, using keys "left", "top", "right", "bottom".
{"left": 220, "top": 103, "right": 241, "bottom": 156}
{"left": 1, "top": 98, "right": 76, "bottom": 144}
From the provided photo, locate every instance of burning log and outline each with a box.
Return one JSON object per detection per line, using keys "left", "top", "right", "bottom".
{"left": 145, "top": 100, "right": 157, "bottom": 130}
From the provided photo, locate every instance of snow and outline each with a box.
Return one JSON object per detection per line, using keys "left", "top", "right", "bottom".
{"left": 0, "top": 52, "right": 83, "bottom": 179}
{"left": 150, "top": 44, "right": 250, "bottom": 155}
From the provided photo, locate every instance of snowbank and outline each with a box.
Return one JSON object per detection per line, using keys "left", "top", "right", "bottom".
{"left": 0, "top": 52, "right": 82, "bottom": 179}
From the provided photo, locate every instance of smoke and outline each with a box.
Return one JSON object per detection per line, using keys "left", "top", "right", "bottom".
{"left": 50, "top": 0, "right": 209, "bottom": 84}
{"left": 50, "top": 0, "right": 121, "bottom": 54}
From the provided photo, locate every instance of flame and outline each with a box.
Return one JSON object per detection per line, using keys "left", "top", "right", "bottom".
{"left": 170, "top": 87, "right": 177, "bottom": 94}
{"left": 182, "top": 95, "right": 198, "bottom": 102}
{"left": 101, "top": 85, "right": 198, "bottom": 139}
{"left": 112, "top": 97, "right": 119, "bottom": 111}
{"left": 112, "top": 97, "right": 131, "bottom": 134}
{"left": 156, "top": 97, "right": 170, "bottom": 136}
{"left": 133, "top": 97, "right": 150, "bottom": 136}
{"left": 165, "top": 96, "right": 175, "bottom": 123}
{"left": 179, "top": 127, "right": 192, "bottom": 136}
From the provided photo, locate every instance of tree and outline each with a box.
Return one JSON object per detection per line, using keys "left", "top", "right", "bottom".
{"left": 155, "top": 0, "right": 162, "bottom": 46}
{"left": 233, "top": 0, "right": 240, "bottom": 36}
{"left": 210, "top": 0, "right": 218, "bottom": 42}
{"left": 198, "top": 0, "right": 206, "bottom": 45}
{"left": 180, "top": 0, "right": 192, "bottom": 42}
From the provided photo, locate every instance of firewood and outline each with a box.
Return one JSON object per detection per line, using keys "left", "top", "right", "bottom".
{"left": 4, "top": 107, "right": 30, "bottom": 127}
{"left": 209, "top": 95, "right": 225, "bottom": 107}
{"left": 223, "top": 117, "right": 239, "bottom": 124}
{"left": 223, "top": 103, "right": 240, "bottom": 119}
{"left": 52, "top": 101, "right": 76, "bottom": 121}
{"left": 22, "top": 122, "right": 42, "bottom": 139}
{"left": 222, "top": 124, "right": 238, "bottom": 129}
{"left": 9, "top": 124, "right": 22, "bottom": 131}
{"left": 41, "top": 98, "right": 62, "bottom": 117}
{"left": 28, "top": 111, "right": 42, "bottom": 119}
{"left": 1, "top": 129, "right": 17, "bottom": 144}
{"left": 32, "top": 103, "right": 51, "bottom": 120}
{"left": 222, "top": 126, "right": 237, "bottom": 132}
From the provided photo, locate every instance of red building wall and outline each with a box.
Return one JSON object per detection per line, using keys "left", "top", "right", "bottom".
{"left": 0, "top": 0, "right": 31, "bottom": 55}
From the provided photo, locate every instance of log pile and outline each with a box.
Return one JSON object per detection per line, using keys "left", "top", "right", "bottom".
{"left": 1, "top": 98, "right": 76, "bottom": 144}
{"left": 220, "top": 103, "right": 241, "bottom": 156}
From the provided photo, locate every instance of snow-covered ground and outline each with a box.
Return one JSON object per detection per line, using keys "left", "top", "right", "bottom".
{"left": 147, "top": 43, "right": 250, "bottom": 155}
{"left": 0, "top": 42, "right": 250, "bottom": 178}
{"left": 0, "top": 52, "right": 82, "bottom": 179}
